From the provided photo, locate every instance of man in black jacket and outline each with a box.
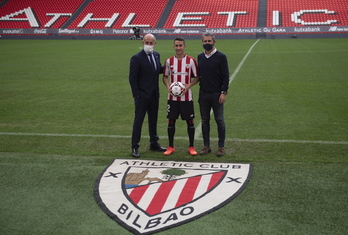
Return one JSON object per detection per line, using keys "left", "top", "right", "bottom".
{"left": 129, "top": 34, "right": 166, "bottom": 158}
{"left": 198, "top": 33, "right": 229, "bottom": 157}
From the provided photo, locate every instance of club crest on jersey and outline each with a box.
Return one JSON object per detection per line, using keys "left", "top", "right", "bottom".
{"left": 94, "top": 159, "right": 252, "bottom": 235}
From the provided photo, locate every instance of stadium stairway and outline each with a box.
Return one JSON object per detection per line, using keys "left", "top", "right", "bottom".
{"left": 0, "top": 0, "right": 10, "bottom": 8}
{"left": 156, "top": 0, "right": 177, "bottom": 28}
{"left": 61, "top": 0, "right": 93, "bottom": 28}
{"left": 257, "top": 0, "right": 268, "bottom": 38}
{"left": 258, "top": 0, "right": 267, "bottom": 27}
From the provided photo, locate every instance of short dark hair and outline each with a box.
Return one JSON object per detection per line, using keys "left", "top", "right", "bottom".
{"left": 202, "top": 32, "right": 216, "bottom": 42}
{"left": 174, "top": 36, "right": 185, "bottom": 44}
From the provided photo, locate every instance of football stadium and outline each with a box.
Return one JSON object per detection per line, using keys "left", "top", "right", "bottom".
{"left": 1, "top": 0, "right": 347, "bottom": 234}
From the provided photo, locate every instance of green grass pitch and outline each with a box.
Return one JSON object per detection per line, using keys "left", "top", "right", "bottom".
{"left": 1, "top": 38, "right": 347, "bottom": 234}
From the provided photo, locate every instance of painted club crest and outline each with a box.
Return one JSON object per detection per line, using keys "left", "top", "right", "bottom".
{"left": 94, "top": 159, "right": 252, "bottom": 235}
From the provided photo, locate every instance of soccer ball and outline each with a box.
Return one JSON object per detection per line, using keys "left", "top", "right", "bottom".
{"left": 169, "top": 82, "right": 185, "bottom": 97}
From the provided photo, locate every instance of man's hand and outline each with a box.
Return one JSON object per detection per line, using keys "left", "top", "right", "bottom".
{"left": 219, "top": 93, "right": 226, "bottom": 104}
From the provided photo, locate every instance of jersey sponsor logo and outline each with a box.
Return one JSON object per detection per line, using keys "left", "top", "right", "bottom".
{"left": 95, "top": 159, "right": 252, "bottom": 234}
{"left": 172, "top": 71, "right": 188, "bottom": 76}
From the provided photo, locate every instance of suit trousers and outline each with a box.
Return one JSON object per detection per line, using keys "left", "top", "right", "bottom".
{"left": 131, "top": 91, "right": 159, "bottom": 149}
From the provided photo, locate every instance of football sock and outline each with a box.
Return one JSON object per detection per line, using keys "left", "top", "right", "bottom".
{"left": 186, "top": 119, "right": 195, "bottom": 147}
{"left": 168, "top": 119, "right": 176, "bottom": 147}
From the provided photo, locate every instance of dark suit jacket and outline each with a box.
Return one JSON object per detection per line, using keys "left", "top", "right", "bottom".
{"left": 129, "top": 50, "right": 162, "bottom": 99}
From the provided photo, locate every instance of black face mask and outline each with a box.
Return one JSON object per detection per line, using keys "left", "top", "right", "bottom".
{"left": 203, "top": 44, "right": 214, "bottom": 51}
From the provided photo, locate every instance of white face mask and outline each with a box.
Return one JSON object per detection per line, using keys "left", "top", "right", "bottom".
{"left": 144, "top": 44, "right": 154, "bottom": 54}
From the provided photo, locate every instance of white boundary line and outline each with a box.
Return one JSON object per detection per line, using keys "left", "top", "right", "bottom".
{"left": 195, "top": 39, "right": 260, "bottom": 139}
{"left": 1, "top": 132, "right": 347, "bottom": 145}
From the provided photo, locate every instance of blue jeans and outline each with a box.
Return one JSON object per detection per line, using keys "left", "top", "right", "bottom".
{"left": 198, "top": 91, "right": 226, "bottom": 148}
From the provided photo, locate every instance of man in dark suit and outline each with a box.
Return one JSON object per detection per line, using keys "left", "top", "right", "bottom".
{"left": 129, "top": 34, "right": 166, "bottom": 158}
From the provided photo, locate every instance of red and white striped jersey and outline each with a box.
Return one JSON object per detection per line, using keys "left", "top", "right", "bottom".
{"left": 164, "top": 55, "right": 198, "bottom": 101}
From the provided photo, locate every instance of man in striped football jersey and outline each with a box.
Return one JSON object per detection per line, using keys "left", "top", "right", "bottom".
{"left": 162, "top": 37, "right": 199, "bottom": 156}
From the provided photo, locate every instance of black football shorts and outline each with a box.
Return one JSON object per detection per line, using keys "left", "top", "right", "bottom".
{"left": 167, "top": 100, "right": 194, "bottom": 120}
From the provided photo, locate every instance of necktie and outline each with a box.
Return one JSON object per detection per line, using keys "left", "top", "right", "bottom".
{"left": 148, "top": 53, "right": 156, "bottom": 72}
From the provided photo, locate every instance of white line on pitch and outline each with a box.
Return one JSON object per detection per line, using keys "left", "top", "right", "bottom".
{"left": 194, "top": 39, "right": 261, "bottom": 139}
{"left": 1, "top": 132, "right": 347, "bottom": 145}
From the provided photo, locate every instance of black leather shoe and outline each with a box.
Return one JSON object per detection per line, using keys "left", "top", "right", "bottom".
{"left": 150, "top": 144, "right": 166, "bottom": 152}
{"left": 132, "top": 148, "right": 140, "bottom": 158}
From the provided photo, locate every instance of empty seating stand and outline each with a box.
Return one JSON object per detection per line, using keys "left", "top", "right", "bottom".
{"left": 267, "top": 0, "right": 348, "bottom": 27}
{"left": 0, "top": 0, "right": 84, "bottom": 28}
{"left": 163, "top": 0, "right": 259, "bottom": 28}
{"left": 0, "top": 0, "right": 347, "bottom": 36}
{"left": 68, "top": 0, "right": 168, "bottom": 28}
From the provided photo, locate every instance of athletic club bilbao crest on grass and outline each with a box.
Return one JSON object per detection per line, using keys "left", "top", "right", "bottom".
{"left": 94, "top": 159, "right": 252, "bottom": 235}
